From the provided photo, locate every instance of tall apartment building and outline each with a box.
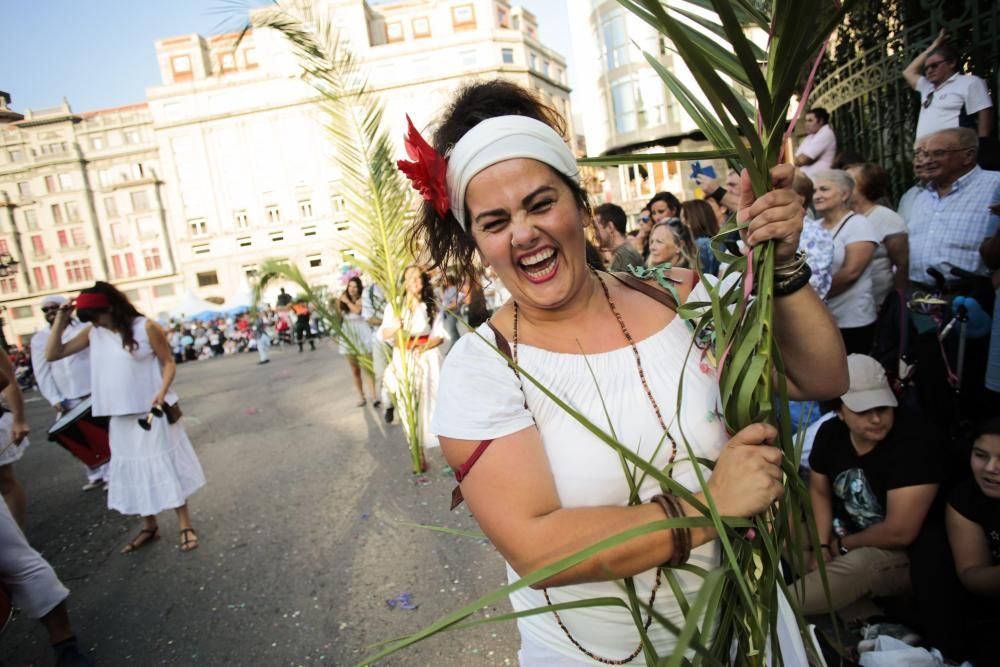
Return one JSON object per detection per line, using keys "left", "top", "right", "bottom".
{"left": 567, "top": 1, "right": 750, "bottom": 213}
{"left": 0, "top": 93, "right": 181, "bottom": 344}
{"left": 147, "top": 0, "right": 572, "bottom": 303}
{"left": 0, "top": 0, "right": 571, "bottom": 345}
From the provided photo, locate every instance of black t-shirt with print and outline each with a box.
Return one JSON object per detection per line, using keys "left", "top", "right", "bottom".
{"left": 808, "top": 410, "right": 940, "bottom": 533}
{"left": 949, "top": 478, "right": 1000, "bottom": 565}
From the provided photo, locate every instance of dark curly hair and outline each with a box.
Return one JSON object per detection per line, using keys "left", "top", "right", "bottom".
{"left": 404, "top": 265, "right": 438, "bottom": 323}
{"left": 647, "top": 191, "right": 681, "bottom": 220}
{"left": 406, "top": 79, "right": 590, "bottom": 287}
{"left": 76, "top": 281, "right": 143, "bottom": 352}
{"left": 339, "top": 276, "right": 363, "bottom": 314}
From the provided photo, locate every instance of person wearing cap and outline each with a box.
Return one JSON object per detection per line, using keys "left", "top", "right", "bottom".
{"left": 795, "top": 354, "right": 940, "bottom": 619}
{"left": 29, "top": 295, "right": 108, "bottom": 491}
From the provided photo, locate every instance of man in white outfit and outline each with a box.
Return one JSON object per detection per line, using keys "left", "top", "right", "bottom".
{"left": 29, "top": 295, "right": 108, "bottom": 491}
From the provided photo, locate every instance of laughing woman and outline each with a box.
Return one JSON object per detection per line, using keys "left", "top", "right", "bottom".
{"left": 46, "top": 282, "right": 205, "bottom": 554}
{"left": 403, "top": 81, "right": 848, "bottom": 664}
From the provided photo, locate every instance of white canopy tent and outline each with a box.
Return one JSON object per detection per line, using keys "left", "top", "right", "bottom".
{"left": 167, "top": 289, "right": 225, "bottom": 321}
{"left": 222, "top": 281, "right": 255, "bottom": 313}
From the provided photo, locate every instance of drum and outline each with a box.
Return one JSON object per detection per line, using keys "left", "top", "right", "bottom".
{"left": 47, "top": 398, "right": 111, "bottom": 469}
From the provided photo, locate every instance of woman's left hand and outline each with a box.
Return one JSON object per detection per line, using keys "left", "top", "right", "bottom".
{"left": 152, "top": 393, "right": 167, "bottom": 409}
{"left": 736, "top": 164, "right": 804, "bottom": 264}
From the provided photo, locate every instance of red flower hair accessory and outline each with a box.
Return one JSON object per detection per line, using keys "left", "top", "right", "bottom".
{"left": 396, "top": 114, "right": 450, "bottom": 218}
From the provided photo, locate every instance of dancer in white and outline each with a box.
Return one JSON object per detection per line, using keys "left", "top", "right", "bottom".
{"left": 338, "top": 276, "right": 376, "bottom": 406}
{"left": 46, "top": 282, "right": 205, "bottom": 554}
{"left": 30, "top": 295, "right": 109, "bottom": 490}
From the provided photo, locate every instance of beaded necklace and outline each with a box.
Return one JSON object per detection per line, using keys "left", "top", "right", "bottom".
{"left": 511, "top": 270, "right": 678, "bottom": 664}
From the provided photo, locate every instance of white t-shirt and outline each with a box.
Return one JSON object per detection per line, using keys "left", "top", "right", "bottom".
{"left": 862, "top": 205, "right": 907, "bottom": 307}
{"left": 824, "top": 213, "right": 878, "bottom": 328}
{"left": 914, "top": 73, "right": 993, "bottom": 140}
{"left": 432, "top": 281, "right": 729, "bottom": 662}
{"left": 796, "top": 124, "right": 837, "bottom": 178}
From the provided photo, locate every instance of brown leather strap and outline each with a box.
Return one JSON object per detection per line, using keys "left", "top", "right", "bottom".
{"left": 487, "top": 319, "right": 515, "bottom": 369}
{"left": 607, "top": 271, "right": 680, "bottom": 311}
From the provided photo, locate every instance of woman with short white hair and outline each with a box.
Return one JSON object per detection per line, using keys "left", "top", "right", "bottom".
{"left": 812, "top": 169, "right": 879, "bottom": 354}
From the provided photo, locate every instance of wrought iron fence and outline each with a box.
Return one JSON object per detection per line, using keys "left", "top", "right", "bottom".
{"left": 810, "top": 0, "right": 999, "bottom": 200}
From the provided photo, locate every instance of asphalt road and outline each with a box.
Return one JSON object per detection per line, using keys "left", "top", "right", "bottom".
{"left": 1, "top": 340, "right": 518, "bottom": 666}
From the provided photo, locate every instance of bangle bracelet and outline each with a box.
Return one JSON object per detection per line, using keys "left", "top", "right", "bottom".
{"left": 650, "top": 494, "right": 692, "bottom": 567}
{"left": 774, "top": 262, "right": 812, "bottom": 296}
{"left": 774, "top": 249, "right": 808, "bottom": 276}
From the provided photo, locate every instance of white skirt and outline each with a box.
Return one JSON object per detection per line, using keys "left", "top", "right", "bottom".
{"left": 107, "top": 415, "right": 205, "bottom": 517}
{"left": 0, "top": 411, "right": 29, "bottom": 466}
{"left": 338, "top": 315, "right": 373, "bottom": 356}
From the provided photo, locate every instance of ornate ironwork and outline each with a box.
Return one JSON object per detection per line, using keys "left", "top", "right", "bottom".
{"left": 811, "top": 0, "right": 999, "bottom": 199}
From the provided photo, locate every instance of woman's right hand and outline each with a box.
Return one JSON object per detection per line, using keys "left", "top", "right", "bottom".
{"left": 705, "top": 423, "right": 784, "bottom": 517}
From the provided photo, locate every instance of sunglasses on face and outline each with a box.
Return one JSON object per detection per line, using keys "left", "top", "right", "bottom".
{"left": 41, "top": 306, "right": 60, "bottom": 313}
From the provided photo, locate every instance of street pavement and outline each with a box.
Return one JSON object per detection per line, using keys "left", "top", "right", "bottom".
{"left": 1, "top": 340, "right": 519, "bottom": 666}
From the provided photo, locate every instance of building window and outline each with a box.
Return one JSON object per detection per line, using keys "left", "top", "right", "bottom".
{"left": 33, "top": 267, "right": 45, "bottom": 289}
{"left": 45, "top": 175, "right": 57, "bottom": 193}
{"left": 136, "top": 216, "right": 158, "bottom": 239}
{"left": 153, "top": 283, "right": 175, "bottom": 298}
{"left": 0, "top": 278, "right": 17, "bottom": 295}
{"left": 600, "top": 7, "right": 630, "bottom": 71}
{"left": 386, "top": 21, "right": 404, "bottom": 43}
{"left": 242, "top": 265, "right": 258, "bottom": 280}
{"left": 24, "top": 209, "right": 38, "bottom": 230}
{"left": 243, "top": 48, "right": 258, "bottom": 69}
{"left": 298, "top": 200, "right": 313, "bottom": 219}
{"left": 171, "top": 54, "right": 193, "bottom": 81}
{"left": 65, "top": 259, "right": 93, "bottom": 284}
{"left": 497, "top": 7, "right": 510, "bottom": 28}
{"left": 334, "top": 221, "right": 350, "bottom": 232}
{"left": 89, "top": 135, "right": 105, "bottom": 151}
{"left": 125, "top": 253, "right": 137, "bottom": 277}
{"left": 197, "top": 271, "right": 219, "bottom": 287}
{"left": 31, "top": 234, "right": 45, "bottom": 256}
{"left": 11, "top": 304, "right": 30, "bottom": 317}
{"left": 193, "top": 243, "right": 211, "bottom": 255}
{"left": 330, "top": 194, "right": 345, "bottom": 215}
{"left": 59, "top": 173, "right": 75, "bottom": 190}
{"left": 266, "top": 205, "right": 280, "bottom": 224}
{"left": 237, "top": 236, "right": 252, "bottom": 248}
{"left": 452, "top": 4, "right": 476, "bottom": 30}
{"left": 302, "top": 226, "right": 317, "bottom": 237}
{"left": 0, "top": 240, "right": 8, "bottom": 255}
{"left": 104, "top": 196, "right": 118, "bottom": 217}
{"left": 111, "top": 255, "right": 123, "bottom": 278}
{"left": 529, "top": 52, "right": 537, "bottom": 70}
{"left": 502, "top": 48, "right": 514, "bottom": 64}
{"left": 307, "top": 254, "right": 322, "bottom": 269}
{"left": 47, "top": 265, "right": 58, "bottom": 288}
{"left": 218, "top": 52, "right": 237, "bottom": 72}
{"left": 269, "top": 231, "right": 284, "bottom": 243}
{"left": 17, "top": 181, "right": 30, "bottom": 197}
{"left": 143, "top": 248, "right": 162, "bottom": 271}
{"left": 71, "top": 227, "right": 86, "bottom": 247}
{"left": 412, "top": 17, "right": 431, "bottom": 38}
{"left": 57, "top": 230, "right": 69, "bottom": 248}
{"left": 65, "top": 201, "right": 80, "bottom": 222}
{"left": 189, "top": 218, "right": 209, "bottom": 237}
{"left": 130, "top": 190, "right": 150, "bottom": 212}
{"left": 51, "top": 204, "right": 64, "bottom": 225}
{"left": 460, "top": 48, "right": 477, "bottom": 67}
{"left": 123, "top": 129, "right": 141, "bottom": 145}
{"left": 8, "top": 148, "right": 23, "bottom": 162}
{"left": 235, "top": 210, "right": 249, "bottom": 229}
{"left": 123, "top": 288, "right": 141, "bottom": 302}
{"left": 110, "top": 223, "right": 127, "bottom": 245}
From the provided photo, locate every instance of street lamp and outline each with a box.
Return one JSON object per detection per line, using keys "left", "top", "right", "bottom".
{"left": 0, "top": 252, "right": 18, "bottom": 350}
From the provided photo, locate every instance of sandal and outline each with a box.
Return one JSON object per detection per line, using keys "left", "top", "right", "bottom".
{"left": 179, "top": 528, "right": 199, "bottom": 552}
{"left": 356, "top": 398, "right": 367, "bottom": 407}
{"left": 121, "top": 527, "right": 159, "bottom": 554}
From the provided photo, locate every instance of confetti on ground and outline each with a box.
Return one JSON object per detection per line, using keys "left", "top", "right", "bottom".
{"left": 385, "top": 592, "right": 418, "bottom": 610}
{"left": 243, "top": 407, "right": 259, "bottom": 416}
{"left": 413, "top": 475, "right": 430, "bottom": 486}
{"left": 441, "top": 465, "right": 454, "bottom": 477}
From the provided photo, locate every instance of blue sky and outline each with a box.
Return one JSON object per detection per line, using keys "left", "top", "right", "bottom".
{"left": 0, "top": 0, "right": 573, "bottom": 114}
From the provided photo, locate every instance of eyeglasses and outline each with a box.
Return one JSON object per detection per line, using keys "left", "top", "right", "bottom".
{"left": 923, "top": 60, "right": 946, "bottom": 72}
{"left": 41, "top": 306, "right": 59, "bottom": 313}
{"left": 915, "top": 148, "right": 972, "bottom": 159}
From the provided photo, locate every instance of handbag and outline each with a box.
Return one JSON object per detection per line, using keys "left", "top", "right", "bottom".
{"left": 163, "top": 402, "right": 183, "bottom": 424}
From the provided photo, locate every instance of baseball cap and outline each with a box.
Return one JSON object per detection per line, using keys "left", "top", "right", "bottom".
{"left": 841, "top": 354, "right": 898, "bottom": 412}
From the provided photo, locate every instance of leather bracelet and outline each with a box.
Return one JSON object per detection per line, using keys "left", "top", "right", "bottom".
{"left": 650, "top": 494, "right": 691, "bottom": 566}
{"left": 709, "top": 187, "right": 726, "bottom": 204}
{"left": 773, "top": 261, "right": 812, "bottom": 297}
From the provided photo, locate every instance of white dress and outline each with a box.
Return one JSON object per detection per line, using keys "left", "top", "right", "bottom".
{"left": 0, "top": 412, "right": 29, "bottom": 466}
{"left": 338, "top": 311, "right": 373, "bottom": 356}
{"left": 432, "top": 281, "right": 807, "bottom": 665}
{"left": 90, "top": 318, "right": 205, "bottom": 517}
{"left": 382, "top": 303, "right": 448, "bottom": 449}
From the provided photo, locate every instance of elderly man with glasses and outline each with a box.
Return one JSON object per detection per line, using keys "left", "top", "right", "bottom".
{"left": 903, "top": 30, "right": 994, "bottom": 144}
{"left": 28, "top": 295, "right": 108, "bottom": 491}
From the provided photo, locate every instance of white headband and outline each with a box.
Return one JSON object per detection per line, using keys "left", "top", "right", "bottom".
{"left": 445, "top": 115, "right": 579, "bottom": 229}
{"left": 41, "top": 295, "right": 67, "bottom": 307}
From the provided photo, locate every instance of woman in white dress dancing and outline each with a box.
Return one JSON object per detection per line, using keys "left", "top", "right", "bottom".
{"left": 46, "top": 282, "right": 205, "bottom": 554}
{"left": 338, "top": 276, "right": 376, "bottom": 407}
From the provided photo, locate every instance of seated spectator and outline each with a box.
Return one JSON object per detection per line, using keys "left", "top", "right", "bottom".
{"left": 647, "top": 220, "right": 695, "bottom": 269}
{"left": 680, "top": 199, "right": 720, "bottom": 275}
{"left": 792, "top": 171, "right": 835, "bottom": 299}
{"left": 813, "top": 169, "right": 878, "bottom": 353}
{"left": 896, "top": 137, "right": 930, "bottom": 224}
{"left": 795, "top": 354, "right": 939, "bottom": 620}
{"left": 846, "top": 162, "right": 908, "bottom": 308}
